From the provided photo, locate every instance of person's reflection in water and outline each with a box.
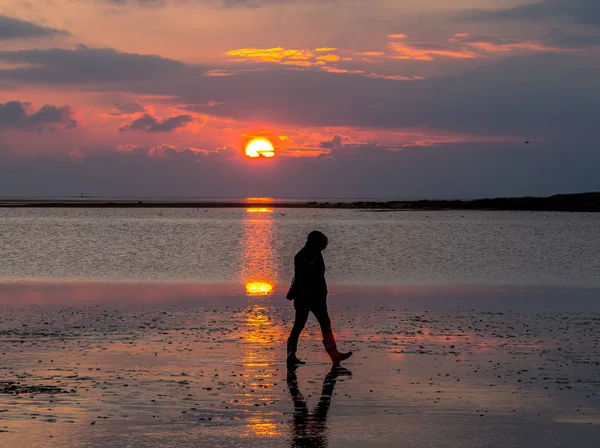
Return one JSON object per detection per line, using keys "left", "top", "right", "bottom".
{"left": 287, "top": 366, "right": 352, "bottom": 448}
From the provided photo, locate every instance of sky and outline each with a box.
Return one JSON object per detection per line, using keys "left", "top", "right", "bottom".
{"left": 0, "top": 0, "right": 599, "bottom": 198}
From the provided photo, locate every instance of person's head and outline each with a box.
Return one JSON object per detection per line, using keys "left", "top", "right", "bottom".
{"left": 306, "top": 230, "right": 328, "bottom": 251}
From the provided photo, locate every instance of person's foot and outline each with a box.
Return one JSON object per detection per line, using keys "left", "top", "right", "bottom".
{"left": 331, "top": 350, "right": 353, "bottom": 366}
{"left": 286, "top": 353, "right": 306, "bottom": 366}
{"left": 323, "top": 338, "right": 353, "bottom": 366}
{"left": 286, "top": 338, "right": 305, "bottom": 367}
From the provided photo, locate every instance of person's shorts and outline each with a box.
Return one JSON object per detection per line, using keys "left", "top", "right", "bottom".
{"left": 294, "top": 296, "right": 327, "bottom": 313}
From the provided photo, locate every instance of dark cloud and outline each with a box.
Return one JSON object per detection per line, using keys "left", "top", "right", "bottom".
{"left": 0, "top": 15, "right": 69, "bottom": 40}
{"left": 319, "top": 135, "right": 343, "bottom": 150}
{"left": 109, "top": 101, "right": 146, "bottom": 115}
{"left": 0, "top": 46, "right": 190, "bottom": 84}
{"left": 0, "top": 142, "right": 598, "bottom": 198}
{"left": 0, "top": 101, "right": 77, "bottom": 132}
{"left": 547, "top": 30, "right": 600, "bottom": 48}
{"left": 466, "top": 0, "right": 600, "bottom": 27}
{"left": 119, "top": 113, "right": 194, "bottom": 132}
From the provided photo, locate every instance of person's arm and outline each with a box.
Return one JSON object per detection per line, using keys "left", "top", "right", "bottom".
{"left": 294, "top": 252, "right": 309, "bottom": 290}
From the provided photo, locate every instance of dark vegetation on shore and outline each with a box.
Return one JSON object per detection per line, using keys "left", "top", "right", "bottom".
{"left": 0, "top": 192, "right": 599, "bottom": 212}
{"left": 335, "top": 192, "right": 600, "bottom": 212}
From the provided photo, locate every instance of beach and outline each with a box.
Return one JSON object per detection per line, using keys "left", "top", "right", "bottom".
{"left": 1, "top": 282, "right": 599, "bottom": 447}
{"left": 1, "top": 208, "right": 599, "bottom": 447}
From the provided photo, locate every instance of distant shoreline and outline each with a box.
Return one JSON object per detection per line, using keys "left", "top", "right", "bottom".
{"left": 0, "top": 192, "right": 599, "bottom": 212}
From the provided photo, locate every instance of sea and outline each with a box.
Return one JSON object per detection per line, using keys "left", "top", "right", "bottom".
{"left": 0, "top": 206, "right": 599, "bottom": 287}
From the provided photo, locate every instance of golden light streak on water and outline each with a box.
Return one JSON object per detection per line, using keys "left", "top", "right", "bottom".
{"left": 246, "top": 207, "right": 274, "bottom": 213}
{"left": 245, "top": 281, "right": 274, "bottom": 296}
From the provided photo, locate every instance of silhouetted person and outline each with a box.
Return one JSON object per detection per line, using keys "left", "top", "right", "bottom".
{"left": 286, "top": 231, "right": 352, "bottom": 366}
{"left": 287, "top": 366, "right": 352, "bottom": 448}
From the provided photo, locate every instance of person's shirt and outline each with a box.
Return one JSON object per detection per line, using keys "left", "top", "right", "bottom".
{"left": 294, "top": 246, "right": 327, "bottom": 300}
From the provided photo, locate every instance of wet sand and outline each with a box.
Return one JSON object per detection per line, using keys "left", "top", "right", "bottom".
{"left": 0, "top": 282, "right": 599, "bottom": 447}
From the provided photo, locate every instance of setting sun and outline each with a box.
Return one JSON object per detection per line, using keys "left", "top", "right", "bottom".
{"left": 245, "top": 138, "right": 275, "bottom": 158}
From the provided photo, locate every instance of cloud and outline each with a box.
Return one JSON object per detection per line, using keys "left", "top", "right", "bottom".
{"left": 119, "top": 113, "right": 195, "bottom": 132}
{"left": 227, "top": 47, "right": 319, "bottom": 65}
{"left": 389, "top": 35, "right": 479, "bottom": 60}
{"left": 226, "top": 45, "right": 424, "bottom": 79}
{"left": 172, "top": 52, "right": 600, "bottom": 140}
{"left": 0, "top": 141, "right": 599, "bottom": 198}
{"left": 0, "top": 15, "right": 69, "bottom": 40}
{"left": 0, "top": 46, "right": 189, "bottom": 84}
{"left": 319, "top": 135, "right": 343, "bottom": 150}
{"left": 228, "top": 35, "right": 584, "bottom": 71}
{"left": 148, "top": 143, "right": 177, "bottom": 157}
{"left": 1, "top": 46, "right": 599, "bottom": 141}
{"left": 388, "top": 33, "right": 572, "bottom": 61}
{"left": 547, "top": 30, "right": 600, "bottom": 49}
{"left": 107, "top": 101, "right": 146, "bottom": 115}
{"left": 465, "top": 0, "right": 600, "bottom": 27}
{"left": 0, "top": 101, "right": 77, "bottom": 132}
{"left": 226, "top": 34, "right": 581, "bottom": 72}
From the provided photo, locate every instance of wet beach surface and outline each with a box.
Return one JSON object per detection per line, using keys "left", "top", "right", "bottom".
{"left": 0, "top": 283, "right": 599, "bottom": 447}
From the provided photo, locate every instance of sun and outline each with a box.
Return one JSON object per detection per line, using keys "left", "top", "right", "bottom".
{"left": 246, "top": 138, "right": 275, "bottom": 158}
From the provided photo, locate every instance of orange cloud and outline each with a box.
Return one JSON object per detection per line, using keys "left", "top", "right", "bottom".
{"left": 226, "top": 46, "right": 346, "bottom": 69}
{"left": 321, "top": 67, "right": 349, "bottom": 74}
{"left": 227, "top": 47, "right": 315, "bottom": 63}
{"left": 466, "top": 40, "right": 566, "bottom": 54}
{"left": 148, "top": 144, "right": 176, "bottom": 158}
{"left": 225, "top": 46, "right": 416, "bottom": 82}
{"left": 389, "top": 32, "right": 574, "bottom": 61}
{"left": 389, "top": 39, "right": 478, "bottom": 61}
{"left": 448, "top": 33, "right": 571, "bottom": 54}
{"left": 204, "top": 69, "right": 237, "bottom": 77}
{"left": 316, "top": 54, "right": 341, "bottom": 62}
{"left": 225, "top": 32, "right": 565, "bottom": 82}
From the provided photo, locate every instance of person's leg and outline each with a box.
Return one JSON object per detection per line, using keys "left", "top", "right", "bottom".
{"left": 313, "top": 304, "right": 353, "bottom": 365}
{"left": 312, "top": 304, "right": 333, "bottom": 340}
{"left": 287, "top": 304, "right": 310, "bottom": 365}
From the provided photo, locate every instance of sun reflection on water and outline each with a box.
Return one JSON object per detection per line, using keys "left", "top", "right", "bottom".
{"left": 245, "top": 207, "right": 274, "bottom": 213}
{"left": 245, "top": 281, "right": 274, "bottom": 296}
{"left": 238, "top": 305, "right": 285, "bottom": 438}
{"left": 241, "top": 206, "right": 278, "bottom": 297}
{"left": 238, "top": 208, "right": 285, "bottom": 438}
{"left": 246, "top": 416, "right": 280, "bottom": 438}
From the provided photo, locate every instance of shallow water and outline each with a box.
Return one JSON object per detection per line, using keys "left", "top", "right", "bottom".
{"left": 0, "top": 286, "right": 599, "bottom": 447}
{"left": 1, "top": 208, "right": 599, "bottom": 287}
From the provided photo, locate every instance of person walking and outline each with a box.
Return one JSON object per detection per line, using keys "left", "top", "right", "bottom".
{"left": 286, "top": 231, "right": 352, "bottom": 367}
